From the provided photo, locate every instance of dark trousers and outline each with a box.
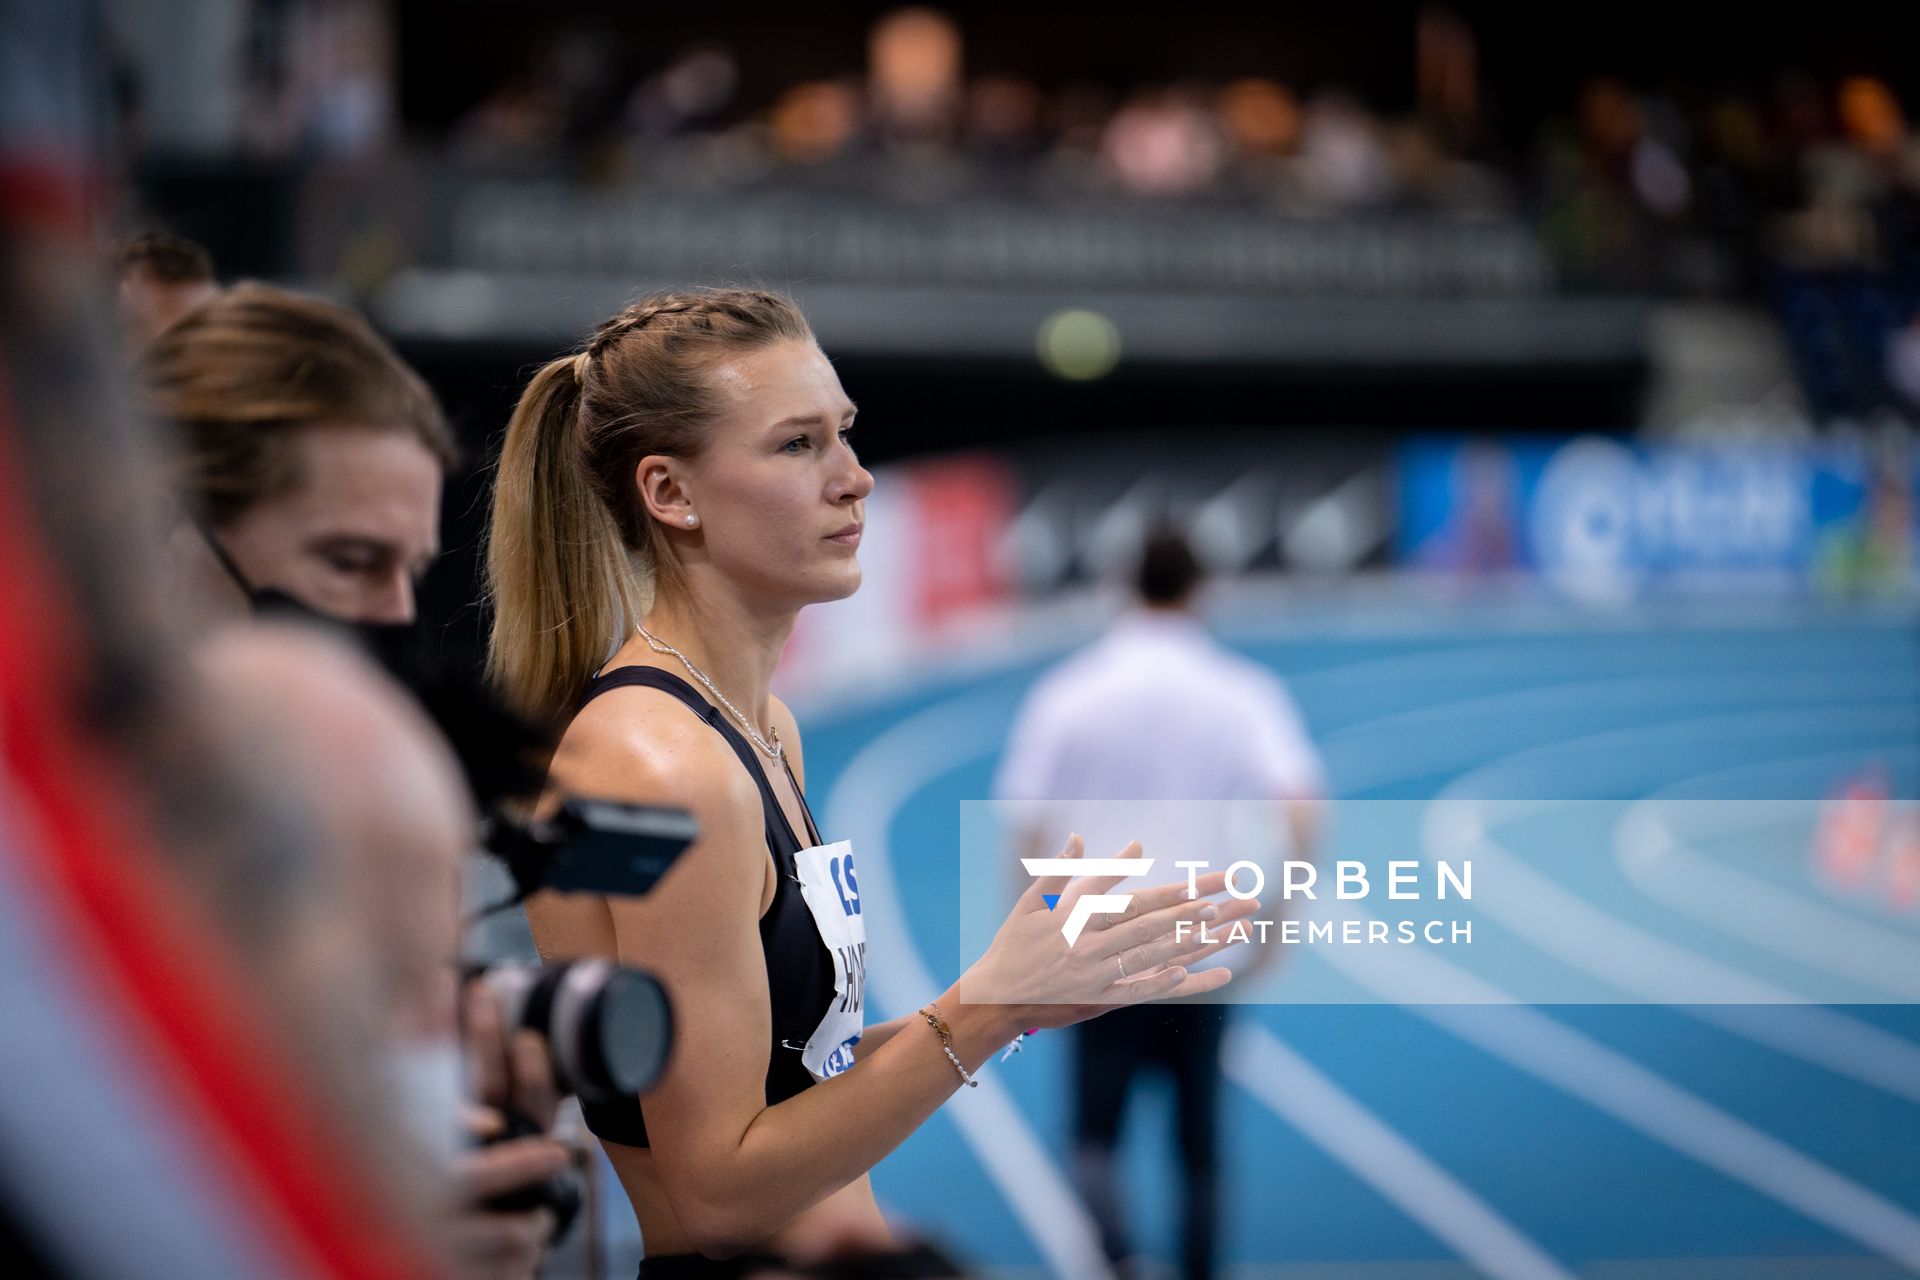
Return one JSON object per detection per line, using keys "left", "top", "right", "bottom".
{"left": 1071, "top": 1003, "right": 1229, "bottom": 1280}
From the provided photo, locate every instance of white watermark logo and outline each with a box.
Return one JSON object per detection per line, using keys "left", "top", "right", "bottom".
{"left": 1020, "top": 857, "right": 1155, "bottom": 946}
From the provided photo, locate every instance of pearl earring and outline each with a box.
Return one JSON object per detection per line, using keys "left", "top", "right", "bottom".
{"left": 685, "top": 514, "right": 698, "bottom": 527}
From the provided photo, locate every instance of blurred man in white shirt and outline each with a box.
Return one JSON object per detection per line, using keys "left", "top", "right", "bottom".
{"left": 993, "top": 527, "right": 1323, "bottom": 1280}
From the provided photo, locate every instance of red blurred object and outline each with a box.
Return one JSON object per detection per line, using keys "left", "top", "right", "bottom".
{"left": 0, "top": 312, "right": 440, "bottom": 1280}
{"left": 1814, "top": 767, "right": 1889, "bottom": 889}
{"left": 906, "top": 454, "right": 1016, "bottom": 627}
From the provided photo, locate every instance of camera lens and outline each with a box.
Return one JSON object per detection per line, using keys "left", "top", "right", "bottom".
{"left": 481, "top": 961, "right": 673, "bottom": 1105}
{"left": 591, "top": 968, "right": 673, "bottom": 1099}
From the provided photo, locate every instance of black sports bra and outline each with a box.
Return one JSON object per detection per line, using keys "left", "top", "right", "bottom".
{"left": 570, "top": 666, "right": 836, "bottom": 1149}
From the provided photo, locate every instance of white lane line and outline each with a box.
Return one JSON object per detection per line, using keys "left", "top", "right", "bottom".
{"left": 1273, "top": 631, "right": 1920, "bottom": 1000}
{"left": 1440, "top": 703, "right": 1910, "bottom": 806}
{"left": 1297, "top": 625, "right": 1920, "bottom": 1260}
{"left": 1315, "top": 665, "right": 1904, "bottom": 797}
{"left": 1413, "top": 696, "right": 1920, "bottom": 1102}
{"left": 1227, "top": 598, "right": 1920, "bottom": 650}
{"left": 1424, "top": 800, "right": 1826, "bottom": 1002}
{"left": 1313, "top": 906, "right": 1920, "bottom": 1271}
{"left": 1616, "top": 801, "right": 1920, "bottom": 1000}
{"left": 822, "top": 682, "right": 1576, "bottom": 1279}
{"left": 1224, "top": 1023, "right": 1577, "bottom": 1280}
{"left": 1638, "top": 745, "right": 1920, "bottom": 941}
{"left": 822, "top": 691, "right": 1117, "bottom": 1280}
{"left": 1424, "top": 804, "right": 1920, "bottom": 1105}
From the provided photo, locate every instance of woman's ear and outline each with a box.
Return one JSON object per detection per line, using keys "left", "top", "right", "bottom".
{"left": 635, "top": 456, "right": 697, "bottom": 531}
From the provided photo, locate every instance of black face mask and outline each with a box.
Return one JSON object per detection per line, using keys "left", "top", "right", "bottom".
{"left": 195, "top": 518, "right": 547, "bottom": 810}
{"left": 195, "top": 518, "right": 427, "bottom": 661}
{"left": 194, "top": 518, "right": 305, "bottom": 613}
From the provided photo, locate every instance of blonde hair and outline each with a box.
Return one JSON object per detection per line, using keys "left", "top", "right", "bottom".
{"left": 141, "top": 282, "right": 453, "bottom": 525}
{"left": 485, "top": 288, "right": 813, "bottom": 721}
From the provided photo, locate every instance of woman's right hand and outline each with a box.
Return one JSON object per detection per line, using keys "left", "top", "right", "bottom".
{"left": 958, "top": 834, "right": 1263, "bottom": 1031}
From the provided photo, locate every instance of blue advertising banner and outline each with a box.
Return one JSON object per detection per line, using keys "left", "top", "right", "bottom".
{"left": 1397, "top": 436, "right": 1916, "bottom": 598}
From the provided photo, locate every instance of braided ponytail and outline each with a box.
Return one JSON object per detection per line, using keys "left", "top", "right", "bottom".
{"left": 485, "top": 288, "right": 812, "bottom": 720}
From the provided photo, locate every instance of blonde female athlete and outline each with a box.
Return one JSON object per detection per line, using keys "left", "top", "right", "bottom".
{"left": 485, "top": 288, "right": 1258, "bottom": 1277}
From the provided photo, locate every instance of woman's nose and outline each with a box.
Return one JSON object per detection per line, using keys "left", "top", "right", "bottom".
{"left": 835, "top": 451, "right": 874, "bottom": 502}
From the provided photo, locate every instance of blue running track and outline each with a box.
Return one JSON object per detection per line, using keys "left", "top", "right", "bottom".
{"left": 792, "top": 600, "right": 1920, "bottom": 1278}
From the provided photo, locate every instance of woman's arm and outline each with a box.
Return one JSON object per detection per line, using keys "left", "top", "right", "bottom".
{"left": 847, "top": 1015, "right": 915, "bottom": 1061}
{"left": 550, "top": 696, "right": 1027, "bottom": 1259}
{"left": 548, "top": 693, "right": 1241, "bottom": 1259}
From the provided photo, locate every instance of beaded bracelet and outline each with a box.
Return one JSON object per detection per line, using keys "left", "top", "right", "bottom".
{"left": 918, "top": 1002, "right": 977, "bottom": 1087}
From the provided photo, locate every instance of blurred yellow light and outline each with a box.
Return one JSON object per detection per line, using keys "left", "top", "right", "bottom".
{"left": 1037, "top": 309, "right": 1121, "bottom": 381}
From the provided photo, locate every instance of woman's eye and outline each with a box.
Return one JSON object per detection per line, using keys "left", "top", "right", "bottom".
{"left": 839, "top": 425, "right": 856, "bottom": 445}
{"left": 783, "top": 436, "right": 810, "bottom": 454}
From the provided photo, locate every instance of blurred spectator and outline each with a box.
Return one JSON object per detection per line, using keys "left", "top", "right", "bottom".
{"left": 995, "top": 527, "right": 1323, "bottom": 1280}
{"left": 282, "top": 0, "right": 397, "bottom": 158}
{"left": 1815, "top": 427, "right": 1917, "bottom": 591}
{"left": 869, "top": 7, "right": 963, "bottom": 147}
{"left": 7, "top": 137, "right": 547, "bottom": 1280}
{"left": 453, "top": 22, "right": 624, "bottom": 169}
{"left": 1034, "top": 80, "right": 1117, "bottom": 193}
{"left": 2, "top": 232, "right": 455, "bottom": 1280}
{"left": 1411, "top": 439, "right": 1521, "bottom": 575}
{"left": 1297, "top": 90, "right": 1394, "bottom": 207}
{"left": 454, "top": 73, "right": 569, "bottom": 167}
{"left": 107, "top": 5, "right": 1920, "bottom": 422}
{"left": 200, "top": 620, "right": 573, "bottom": 1280}
{"left": 115, "top": 231, "right": 218, "bottom": 353}
{"left": 625, "top": 43, "right": 740, "bottom": 138}
{"left": 965, "top": 74, "right": 1046, "bottom": 168}
{"left": 1416, "top": 4, "right": 1480, "bottom": 141}
{"left": 1889, "top": 309, "right": 1920, "bottom": 408}
{"left": 140, "top": 282, "right": 455, "bottom": 625}
{"left": 1838, "top": 77, "right": 1906, "bottom": 161}
{"left": 770, "top": 79, "right": 865, "bottom": 166}
{"left": 195, "top": 622, "right": 467, "bottom": 1147}
{"left": 1215, "top": 78, "right": 1302, "bottom": 161}
{"left": 1101, "top": 87, "right": 1227, "bottom": 197}
{"left": 138, "top": 280, "right": 574, "bottom": 1277}
{"left": 1386, "top": 117, "right": 1462, "bottom": 206}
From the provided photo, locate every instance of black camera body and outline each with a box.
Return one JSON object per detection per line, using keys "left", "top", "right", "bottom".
{"left": 484, "top": 796, "right": 697, "bottom": 902}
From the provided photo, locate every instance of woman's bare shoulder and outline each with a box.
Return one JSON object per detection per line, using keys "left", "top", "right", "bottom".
{"left": 552, "top": 680, "right": 761, "bottom": 822}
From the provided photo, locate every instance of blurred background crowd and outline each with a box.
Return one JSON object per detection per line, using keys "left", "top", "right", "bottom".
{"left": 109, "top": 0, "right": 1920, "bottom": 667}
{"left": 121, "top": 1, "right": 1920, "bottom": 295}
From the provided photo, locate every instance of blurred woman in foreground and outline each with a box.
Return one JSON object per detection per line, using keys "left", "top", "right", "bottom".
{"left": 140, "top": 280, "right": 570, "bottom": 1279}
{"left": 141, "top": 281, "right": 453, "bottom": 625}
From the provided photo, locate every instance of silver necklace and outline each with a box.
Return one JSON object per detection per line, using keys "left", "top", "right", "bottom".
{"left": 636, "top": 624, "right": 784, "bottom": 761}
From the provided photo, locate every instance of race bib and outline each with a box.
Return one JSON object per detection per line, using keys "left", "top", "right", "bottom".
{"left": 791, "top": 839, "right": 867, "bottom": 1081}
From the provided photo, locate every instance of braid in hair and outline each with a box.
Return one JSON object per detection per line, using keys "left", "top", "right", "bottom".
{"left": 582, "top": 290, "right": 805, "bottom": 368}
{"left": 487, "top": 287, "right": 814, "bottom": 719}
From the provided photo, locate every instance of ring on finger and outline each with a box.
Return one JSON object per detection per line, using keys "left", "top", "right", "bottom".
{"left": 1115, "top": 952, "right": 1129, "bottom": 980}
